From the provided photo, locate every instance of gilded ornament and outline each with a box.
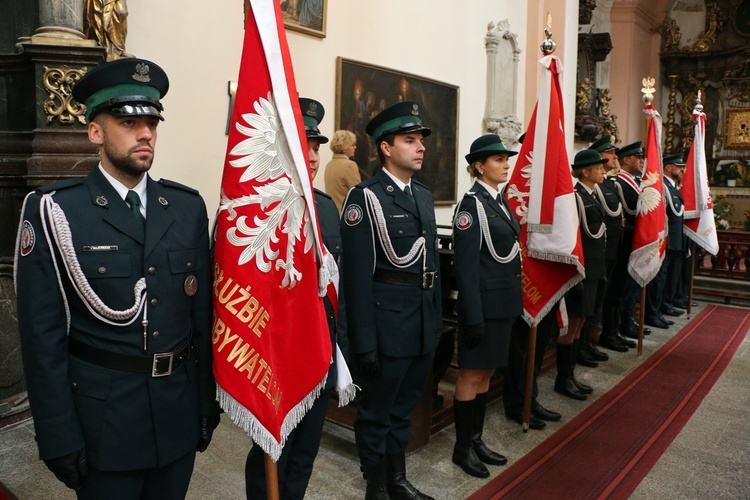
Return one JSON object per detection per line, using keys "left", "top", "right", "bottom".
{"left": 43, "top": 65, "right": 88, "bottom": 125}
{"left": 84, "top": 0, "right": 133, "bottom": 61}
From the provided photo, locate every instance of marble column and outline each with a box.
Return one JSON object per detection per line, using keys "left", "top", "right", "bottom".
{"left": 32, "top": 0, "right": 94, "bottom": 45}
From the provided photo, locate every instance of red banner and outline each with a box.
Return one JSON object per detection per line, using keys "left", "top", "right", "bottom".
{"left": 682, "top": 108, "right": 719, "bottom": 255}
{"left": 628, "top": 105, "right": 667, "bottom": 287}
{"left": 212, "top": 0, "right": 333, "bottom": 460}
{"left": 505, "top": 56, "right": 584, "bottom": 326}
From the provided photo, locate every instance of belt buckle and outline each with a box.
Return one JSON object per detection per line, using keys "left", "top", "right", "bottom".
{"left": 152, "top": 352, "right": 174, "bottom": 377}
{"left": 422, "top": 271, "right": 436, "bottom": 290}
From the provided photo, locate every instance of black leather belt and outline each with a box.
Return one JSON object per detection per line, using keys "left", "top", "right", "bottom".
{"left": 69, "top": 337, "right": 191, "bottom": 377}
{"left": 373, "top": 269, "right": 437, "bottom": 289}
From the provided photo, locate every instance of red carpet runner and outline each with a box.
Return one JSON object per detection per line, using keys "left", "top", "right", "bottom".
{"left": 470, "top": 304, "right": 750, "bottom": 500}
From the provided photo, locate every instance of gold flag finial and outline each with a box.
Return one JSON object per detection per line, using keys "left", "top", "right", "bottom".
{"left": 540, "top": 12, "right": 557, "bottom": 54}
{"left": 641, "top": 76, "right": 656, "bottom": 105}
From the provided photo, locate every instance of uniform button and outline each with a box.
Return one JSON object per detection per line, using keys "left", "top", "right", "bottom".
{"left": 516, "top": 274, "right": 521, "bottom": 278}
{"left": 187, "top": 261, "right": 193, "bottom": 269}
{"left": 71, "top": 381, "right": 77, "bottom": 389}
{"left": 151, "top": 298, "right": 159, "bottom": 307}
{"left": 422, "top": 230, "right": 426, "bottom": 235}
{"left": 148, "top": 266, "right": 156, "bottom": 275}
{"left": 335, "top": 244, "right": 341, "bottom": 250}
{"left": 152, "top": 331, "right": 160, "bottom": 340}
{"left": 98, "top": 266, "right": 106, "bottom": 274}
{"left": 398, "top": 230, "right": 403, "bottom": 235}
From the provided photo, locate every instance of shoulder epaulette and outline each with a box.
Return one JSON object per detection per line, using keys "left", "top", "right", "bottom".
{"left": 314, "top": 188, "right": 332, "bottom": 200}
{"left": 158, "top": 178, "right": 199, "bottom": 195}
{"left": 37, "top": 178, "right": 85, "bottom": 194}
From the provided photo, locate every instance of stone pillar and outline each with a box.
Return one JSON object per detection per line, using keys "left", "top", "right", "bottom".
{"left": 31, "top": 0, "right": 95, "bottom": 46}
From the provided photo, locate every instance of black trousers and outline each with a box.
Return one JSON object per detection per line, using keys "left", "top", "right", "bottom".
{"left": 77, "top": 450, "right": 196, "bottom": 500}
{"left": 245, "top": 387, "right": 333, "bottom": 500}
{"left": 502, "top": 305, "right": 558, "bottom": 415}
{"left": 354, "top": 351, "right": 434, "bottom": 467}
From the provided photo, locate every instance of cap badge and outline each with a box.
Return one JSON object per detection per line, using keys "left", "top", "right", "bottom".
{"left": 96, "top": 196, "right": 108, "bottom": 206}
{"left": 132, "top": 63, "right": 151, "bottom": 83}
{"left": 306, "top": 102, "right": 318, "bottom": 117}
{"left": 411, "top": 104, "right": 419, "bottom": 116}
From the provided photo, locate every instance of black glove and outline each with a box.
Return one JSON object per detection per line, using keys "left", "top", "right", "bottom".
{"left": 464, "top": 322, "right": 485, "bottom": 349}
{"left": 44, "top": 448, "right": 88, "bottom": 490}
{"left": 197, "top": 414, "right": 221, "bottom": 452}
{"left": 357, "top": 350, "right": 379, "bottom": 376}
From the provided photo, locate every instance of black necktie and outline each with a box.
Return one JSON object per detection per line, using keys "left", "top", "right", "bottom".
{"left": 125, "top": 190, "right": 146, "bottom": 229}
{"left": 404, "top": 185, "right": 416, "bottom": 209}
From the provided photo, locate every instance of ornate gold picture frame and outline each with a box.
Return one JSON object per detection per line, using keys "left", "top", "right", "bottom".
{"left": 280, "top": 0, "right": 326, "bottom": 38}
{"left": 725, "top": 109, "right": 750, "bottom": 149}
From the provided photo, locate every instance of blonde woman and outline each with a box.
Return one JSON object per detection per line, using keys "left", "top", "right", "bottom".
{"left": 324, "top": 130, "right": 361, "bottom": 213}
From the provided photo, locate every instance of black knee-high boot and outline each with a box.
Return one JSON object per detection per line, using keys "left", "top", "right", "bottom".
{"left": 472, "top": 392, "right": 507, "bottom": 466}
{"left": 570, "top": 340, "right": 593, "bottom": 395}
{"left": 452, "top": 399, "right": 489, "bottom": 478}
{"left": 554, "top": 343, "right": 587, "bottom": 401}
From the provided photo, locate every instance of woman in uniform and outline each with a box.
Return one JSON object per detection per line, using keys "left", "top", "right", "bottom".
{"left": 554, "top": 149, "right": 608, "bottom": 401}
{"left": 451, "top": 134, "right": 522, "bottom": 478}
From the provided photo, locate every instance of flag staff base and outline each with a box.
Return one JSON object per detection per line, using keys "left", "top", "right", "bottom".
{"left": 522, "top": 326, "right": 539, "bottom": 433}
{"left": 637, "top": 288, "right": 646, "bottom": 356}
{"left": 265, "top": 453, "right": 280, "bottom": 500}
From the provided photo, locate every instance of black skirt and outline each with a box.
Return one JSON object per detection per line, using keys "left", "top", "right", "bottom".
{"left": 457, "top": 317, "right": 514, "bottom": 369}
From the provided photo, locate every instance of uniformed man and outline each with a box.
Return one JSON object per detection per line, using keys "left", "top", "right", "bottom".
{"left": 15, "top": 58, "right": 220, "bottom": 497}
{"left": 646, "top": 153, "right": 687, "bottom": 321}
{"left": 340, "top": 101, "right": 441, "bottom": 500}
{"left": 245, "top": 98, "right": 347, "bottom": 499}
{"left": 588, "top": 136, "right": 632, "bottom": 353}
{"left": 612, "top": 141, "right": 673, "bottom": 335}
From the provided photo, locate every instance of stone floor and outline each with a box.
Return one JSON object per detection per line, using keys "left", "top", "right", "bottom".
{"left": 1, "top": 298, "right": 749, "bottom": 499}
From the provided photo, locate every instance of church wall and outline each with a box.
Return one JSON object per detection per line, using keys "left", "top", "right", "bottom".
{"left": 124, "top": 0, "right": 580, "bottom": 225}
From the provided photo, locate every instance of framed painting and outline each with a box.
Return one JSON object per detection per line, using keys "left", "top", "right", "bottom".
{"left": 335, "top": 57, "right": 459, "bottom": 205}
{"left": 280, "top": 0, "right": 326, "bottom": 38}
{"left": 725, "top": 109, "right": 750, "bottom": 149}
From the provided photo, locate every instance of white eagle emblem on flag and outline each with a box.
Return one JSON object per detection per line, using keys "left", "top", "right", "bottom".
{"left": 218, "top": 93, "right": 313, "bottom": 289}
{"left": 636, "top": 171, "right": 662, "bottom": 215}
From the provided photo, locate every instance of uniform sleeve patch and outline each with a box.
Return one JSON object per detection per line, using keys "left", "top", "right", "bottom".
{"left": 344, "top": 204, "right": 364, "bottom": 226}
{"left": 19, "top": 220, "right": 35, "bottom": 256}
{"left": 455, "top": 211, "right": 473, "bottom": 230}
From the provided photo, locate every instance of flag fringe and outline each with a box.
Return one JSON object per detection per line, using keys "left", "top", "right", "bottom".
{"left": 522, "top": 274, "right": 582, "bottom": 327}
{"left": 318, "top": 252, "right": 338, "bottom": 297}
{"left": 217, "top": 370, "right": 328, "bottom": 462}
{"left": 627, "top": 240, "right": 663, "bottom": 287}
{"left": 526, "top": 249, "right": 585, "bottom": 272}
{"left": 683, "top": 209, "right": 701, "bottom": 220}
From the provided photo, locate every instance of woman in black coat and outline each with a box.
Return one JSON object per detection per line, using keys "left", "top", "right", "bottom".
{"left": 451, "top": 135, "right": 522, "bottom": 478}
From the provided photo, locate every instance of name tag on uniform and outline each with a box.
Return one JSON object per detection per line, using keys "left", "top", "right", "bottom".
{"left": 83, "top": 245, "right": 119, "bottom": 252}
{"left": 390, "top": 214, "right": 410, "bottom": 219}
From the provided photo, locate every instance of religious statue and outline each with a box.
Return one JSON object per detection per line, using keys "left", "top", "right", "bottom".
{"left": 85, "top": 0, "right": 133, "bottom": 61}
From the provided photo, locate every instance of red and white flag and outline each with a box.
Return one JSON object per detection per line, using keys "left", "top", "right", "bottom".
{"left": 628, "top": 104, "right": 667, "bottom": 286}
{"left": 506, "top": 55, "right": 584, "bottom": 326}
{"left": 682, "top": 106, "right": 719, "bottom": 255}
{"left": 212, "top": 0, "right": 336, "bottom": 460}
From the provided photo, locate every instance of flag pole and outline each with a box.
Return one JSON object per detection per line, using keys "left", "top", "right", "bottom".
{"left": 688, "top": 241, "right": 696, "bottom": 319}
{"left": 521, "top": 12, "right": 558, "bottom": 433}
{"left": 637, "top": 289, "right": 646, "bottom": 356}
{"left": 522, "top": 325, "right": 538, "bottom": 433}
{"left": 264, "top": 454, "right": 280, "bottom": 500}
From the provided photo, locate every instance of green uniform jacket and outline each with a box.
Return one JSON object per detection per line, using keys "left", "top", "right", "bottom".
{"left": 15, "top": 167, "right": 217, "bottom": 471}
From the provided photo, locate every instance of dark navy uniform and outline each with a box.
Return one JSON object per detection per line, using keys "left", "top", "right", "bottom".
{"left": 612, "top": 169, "right": 641, "bottom": 334}
{"left": 453, "top": 181, "right": 521, "bottom": 368}
{"left": 659, "top": 173, "right": 686, "bottom": 313}
{"left": 15, "top": 57, "right": 218, "bottom": 498}
{"left": 569, "top": 183, "right": 606, "bottom": 317}
{"left": 16, "top": 168, "right": 216, "bottom": 481}
{"left": 341, "top": 169, "right": 441, "bottom": 465}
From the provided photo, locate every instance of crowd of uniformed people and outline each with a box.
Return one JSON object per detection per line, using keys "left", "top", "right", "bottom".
{"left": 15, "top": 57, "right": 692, "bottom": 499}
